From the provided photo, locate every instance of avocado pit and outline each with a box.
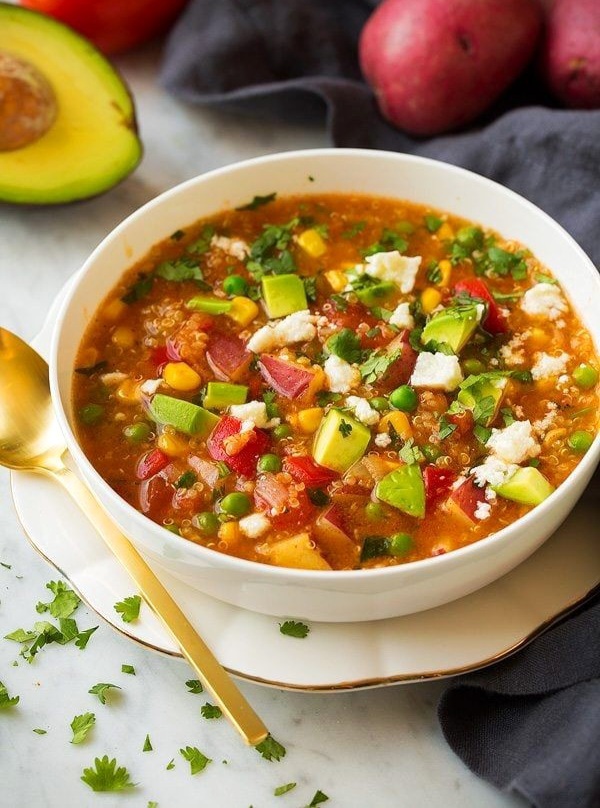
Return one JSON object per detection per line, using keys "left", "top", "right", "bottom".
{"left": 0, "top": 51, "right": 57, "bottom": 150}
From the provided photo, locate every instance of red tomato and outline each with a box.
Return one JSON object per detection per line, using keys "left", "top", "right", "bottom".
{"left": 136, "top": 448, "right": 170, "bottom": 480}
{"left": 446, "top": 409, "right": 474, "bottom": 436}
{"left": 423, "top": 465, "right": 457, "bottom": 507}
{"left": 21, "top": 0, "right": 189, "bottom": 54}
{"left": 138, "top": 474, "right": 173, "bottom": 516}
{"left": 206, "top": 416, "right": 269, "bottom": 477}
{"left": 283, "top": 456, "right": 338, "bottom": 486}
{"left": 254, "top": 475, "right": 314, "bottom": 530}
{"left": 453, "top": 278, "right": 508, "bottom": 335}
{"left": 150, "top": 346, "right": 170, "bottom": 373}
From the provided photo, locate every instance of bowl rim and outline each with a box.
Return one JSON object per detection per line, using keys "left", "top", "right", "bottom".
{"left": 50, "top": 147, "right": 600, "bottom": 583}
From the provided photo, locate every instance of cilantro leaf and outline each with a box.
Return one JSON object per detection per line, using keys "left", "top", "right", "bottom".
{"left": 75, "top": 626, "right": 98, "bottom": 650}
{"left": 70, "top": 712, "right": 96, "bottom": 744}
{"left": 0, "top": 681, "right": 19, "bottom": 708}
{"left": 501, "top": 407, "right": 515, "bottom": 426}
{"left": 156, "top": 258, "right": 205, "bottom": 285}
{"left": 425, "top": 262, "right": 442, "bottom": 284}
{"left": 473, "top": 424, "right": 492, "bottom": 445}
{"left": 338, "top": 419, "right": 353, "bottom": 438}
{"left": 114, "top": 595, "right": 141, "bottom": 623}
{"left": 143, "top": 734, "right": 153, "bottom": 752}
{"left": 306, "top": 488, "right": 330, "bottom": 507}
{"left": 35, "top": 580, "right": 80, "bottom": 619}
{"left": 360, "top": 350, "right": 400, "bottom": 385}
{"left": 186, "top": 225, "right": 215, "bottom": 255}
{"left": 33, "top": 728, "right": 46, "bottom": 734}
{"left": 74, "top": 360, "right": 108, "bottom": 377}
{"left": 472, "top": 395, "right": 497, "bottom": 426}
{"left": 275, "top": 782, "right": 297, "bottom": 796}
{"left": 166, "top": 759, "right": 175, "bottom": 770}
{"left": 341, "top": 221, "right": 366, "bottom": 239}
{"left": 80, "top": 756, "right": 136, "bottom": 792}
{"left": 262, "top": 389, "right": 280, "bottom": 419}
{"left": 438, "top": 417, "right": 458, "bottom": 441}
{"left": 170, "top": 229, "right": 185, "bottom": 241}
{"left": 362, "top": 227, "right": 408, "bottom": 257}
{"left": 175, "top": 471, "right": 197, "bottom": 489}
{"left": 534, "top": 272, "right": 557, "bottom": 285}
{"left": 398, "top": 439, "right": 424, "bottom": 465}
{"left": 303, "top": 276, "right": 317, "bottom": 302}
{"left": 148, "top": 802, "right": 158, "bottom": 808}
{"left": 88, "top": 683, "right": 121, "bottom": 705}
{"left": 5, "top": 621, "right": 62, "bottom": 663}
{"left": 326, "top": 328, "right": 362, "bottom": 364}
{"left": 236, "top": 192, "right": 277, "bottom": 211}
{"left": 424, "top": 214, "right": 443, "bottom": 233}
{"left": 121, "top": 664, "right": 136, "bottom": 675}
{"left": 180, "top": 746, "right": 211, "bottom": 775}
{"left": 121, "top": 273, "right": 153, "bottom": 304}
{"left": 255, "top": 734, "right": 287, "bottom": 762}
{"left": 200, "top": 703, "right": 222, "bottom": 719}
{"left": 315, "top": 391, "right": 342, "bottom": 407}
{"left": 279, "top": 620, "right": 310, "bottom": 639}
{"left": 185, "top": 679, "right": 203, "bottom": 694}
{"left": 309, "top": 790, "right": 329, "bottom": 806}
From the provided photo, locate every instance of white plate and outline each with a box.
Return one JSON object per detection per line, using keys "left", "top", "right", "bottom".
{"left": 10, "top": 279, "right": 600, "bottom": 691}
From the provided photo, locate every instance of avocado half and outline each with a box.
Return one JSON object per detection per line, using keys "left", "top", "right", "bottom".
{"left": 0, "top": 3, "right": 142, "bottom": 204}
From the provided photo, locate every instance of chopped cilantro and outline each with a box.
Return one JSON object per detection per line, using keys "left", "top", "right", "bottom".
{"left": 81, "top": 756, "right": 136, "bottom": 792}
{"left": 166, "top": 759, "right": 175, "bottom": 770}
{"left": 143, "top": 734, "right": 153, "bottom": 752}
{"left": 274, "top": 783, "right": 297, "bottom": 796}
{"left": 114, "top": 594, "right": 141, "bottom": 623}
{"left": 186, "top": 225, "right": 215, "bottom": 255}
{"left": 421, "top": 339, "right": 455, "bottom": 356}
{"left": 511, "top": 370, "right": 533, "bottom": 384}
{"left": 309, "top": 790, "right": 329, "bottom": 806}
{"left": 528, "top": 458, "right": 541, "bottom": 468}
{"left": 473, "top": 424, "right": 492, "bottom": 445}
{"left": 492, "top": 290, "right": 523, "bottom": 302}
{"left": 216, "top": 462, "right": 231, "bottom": 478}
{"left": 180, "top": 746, "right": 211, "bottom": 775}
{"left": 121, "top": 273, "right": 153, "bottom": 304}
{"left": 185, "top": 679, "right": 203, "bottom": 694}
{"left": 534, "top": 272, "right": 557, "bottom": 285}
{"left": 255, "top": 735, "right": 287, "bottom": 762}
{"left": 279, "top": 620, "right": 310, "bottom": 639}
{"left": 426, "top": 262, "right": 442, "bottom": 284}
{"left": 341, "top": 221, "right": 366, "bottom": 239}
{"left": 501, "top": 407, "right": 515, "bottom": 426}
{"left": 88, "top": 682, "right": 121, "bottom": 705}
{"left": 170, "top": 229, "right": 185, "bottom": 241}
{"left": 35, "top": 580, "right": 80, "bottom": 619}
{"left": 33, "top": 728, "right": 47, "bottom": 734}
{"left": 326, "top": 328, "right": 362, "bottom": 364}
{"left": 398, "top": 439, "right": 424, "bottom": 465}
{"left": 338, "top": 419, "right": 353, "bottom": 438}
{"left": 175, "top": 471, "right": 197, "bottom": 489}
{"left": 74, "top": 360, "right": 108, "bottom": 377}
{"left": 330, "top": 293, "right": 348, "bottom": 311}
{"left": 200, "top": 703, "right": 222, "bottom": 719}
{"left": 438, "top": 417, "right": 458, "bottom": 440}
{"left": 4, "top": 620, "right": 77, "bottom": 663}
{"left": 156, "top": 258, "right": 207, "bottom": 287}
{"left": 0, "top": 561, "right": 11, "bottom": 569}
{"left": 360, "top": 350, "right": 399, "bottom": 385}
{"left": 303, "top": 276, "right": 318, "bottom": 302}
{"left": 148, "top": 803, "right": 158, "bottom": 808}
{"left": 473, "top": 395, "right": 497, "bottom": 425}
{"left": 262, "top": 389, "right": 280, "bottom": 419}
{"left": 121, "top": 664, "right": 135, "bottom": 675}
{"left": 306, "top": 488, "right": 330, "bottom": 507}
{"left": 424, "top": 214, "right": 443, "bottom": 233}
{"left": 315, "top": 391, "right": 342, "bottom": 407}
{"left": 70, "top": 712, "right": 96, "bottom": 744}
{"left": 362, "top": 227, "right": 408, "bottom": 257}
{"left": 236, "top": 192, "right": 277, "bottom": 211}
{"left": 0, "top": 681, "right": 19, "bottom": 708}
{"left": 483, "top": 246, "right": 528, "bottom": 280}
{"left": 247, "top": 218, "right": 299, "bottom": 279}
{"left": 75, "top": 626, "right": 98, "bottom": 650}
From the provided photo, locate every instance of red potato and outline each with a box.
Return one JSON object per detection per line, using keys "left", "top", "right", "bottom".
{"left": 539, "top": 0, "right": 600, "bottom": 108}
{"left": 206, "top": 333, "right": 251, "bottom": 382}
{"left": 447, "top": 476, "right": 487, "bottom": 523}
{"left": 359, "top": 0, "right": 542, "bottom": 135}
{"left": 258, "top": 354, "right": 319, "bottom": 399}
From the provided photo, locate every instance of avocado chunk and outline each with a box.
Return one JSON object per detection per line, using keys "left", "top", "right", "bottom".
{"left": 203, "top": 382, "right": 248, "bottom": 410}
{"left": 312, "top": 409, "right": 371, "bottom": 473}
{"left": 186, "top": 296, "right": 232, "bottom": 315}
{"left": 421, "top": 303, "right": 483, "bottom": 353}
{"left": 457, "top": 373, "right": 508, "bottom": 426}
{"left": 355, "top": 281, "right": 396, "bottom": 308}
{"left": 0, "top": 4, "right": 142, "bottom": 204}
{"left": 375, "top": 465, "right": 426, "bottom": 519}
{"left": 493, "top": 466, "right": 555, "bottom": 506}
{"left": 149, "top": 394, "right": 219, "bottom": 437}
{"left": 262, "top": 274, "right": 307, "bottom": 319}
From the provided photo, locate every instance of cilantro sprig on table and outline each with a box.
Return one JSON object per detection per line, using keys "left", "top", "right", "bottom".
{"left": 70, "top": 712, "right": 96, "bottom": 744}
{"left": 279, "top": 620, "right": 310, "bottom": 639}
{"left": 36, "top": 580, "right": 80, "bottom": 619}
{"left": 88, "top": 682, "right": 121, "bottom": 705}
{"left": 180, "top": 746, "right": 211, "bottom": 775}
{"left": 0, "top": 680, "right": 19, "bottom": 708}
{"left": 255, "top": 734, "right": 287, "bottom": 762}
{"left": 81, "top": 755, "right": 136, "bottom": 792}
{"left": 114, "top": 594, "right": 141, "bottom": 623}
{"left": 200, "top": 703, "right": 222, "bottom": 720}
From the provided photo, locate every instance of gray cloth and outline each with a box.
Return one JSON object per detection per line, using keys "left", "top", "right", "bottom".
{"left": 161, "top": 3, "right": 600, "bottom": 805}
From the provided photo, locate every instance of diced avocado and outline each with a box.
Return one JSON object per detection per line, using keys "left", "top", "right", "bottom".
{"left": 421, "top": 304, "right": 482, "bottom": 353}
{"left": 149, "top": 394, "right": 219, "bottom": 436}
{"left": 375, "top": 465, "right": 426, "bottom": 519}
{"left": 312, "top": 409, "right": 371, "bottom": 473}
{"left": 203, "top": 382, "right": 248, "bottom": 410}
{"left": 262, "top": 274, "right": 307, "bottom": 318}
{"left": 0, "top": 4, "right": 142, "bottom": 204}
{"left": 457, "top": 373, "right": 508, "bottom": 426}
{"left": 186, "top": 296, "right": 232, "bottom": 315}
{"left": 493, "top": 467, "right": 555, "bottom": 506}
{"left": 355, "top": 281, "right": 396, "bottom": 308}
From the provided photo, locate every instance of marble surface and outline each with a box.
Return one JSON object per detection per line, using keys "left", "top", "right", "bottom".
{"left": 0, "top": 46, "right": 526, "bottom": 808}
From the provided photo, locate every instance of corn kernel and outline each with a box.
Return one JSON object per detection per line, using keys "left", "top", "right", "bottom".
{"left": 218, "top": 520, "right": 240, "bottom": 543}
{"left": 421, "top": 287, "right": 442, "bottom": 315}
{"left": 116, "top": 379, "right": 141, "bottom": 404}
{"left": 157, "top": 431, "right": 189, "bottom": 457}
{"left": 437, "top": 259, "right": 452, "bottom": 287}
{"left": 437, "top": 222, "right": 454, "bottom": 241}
{"left": 163, "top": 361, "right": 202, "bottom": 392}
{"left": 228, "top": 296, "right": 259, "bottom": 327}
{"left": 103, "top": 298, "right": 127, "bottom": 321}
{"left": 528, "top": 327, "right": 550, "bottom": 350}
{"left": 111, "top": 326, "right": 136, "bottom": 348}
{"left": 297, "top": 228, "right": 327, "bottom": 258}
{"left": 324, "top": 270, "right": 347, "bottom": 293}
{"left": 378, "top": 411, "right": 413, "bottom": 439}
{"left": 297, "top": 407, "right": 323, "bottom": 434}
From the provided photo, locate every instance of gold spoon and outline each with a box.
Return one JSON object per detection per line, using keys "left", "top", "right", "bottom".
{"left": 0, "top": 327, "right": 268, "bottom": 746}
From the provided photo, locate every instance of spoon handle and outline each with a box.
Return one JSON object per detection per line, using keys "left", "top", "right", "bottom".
{"left": 52, "top": 464, "right": 269, "bottom": 747}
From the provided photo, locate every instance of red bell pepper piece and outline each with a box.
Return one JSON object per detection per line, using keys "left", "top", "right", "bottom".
{"left": 283, "top": 455, "right": 338, "bottom": 486}
{"left": 423, "top": 464, "right": 457, "bottom": 507}
{"left": 136, "top": 448, "right": 170, "bottom": 480}
{"left": 206, "top": 416, "right": 269, "bottom": 476}
{"left": 454, "top": 278, "right": 508, "bottom": 335}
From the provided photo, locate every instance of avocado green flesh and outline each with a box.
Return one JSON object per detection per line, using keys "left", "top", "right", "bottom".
{"left": 421, "top": 304, "right": 482, "bottom": 353}
{"left": 0, "top": 4, "right": 142, "bottom": 204}
{"left": 375, "top": 465, "right": 425, "bottom": 519}
{"left": 493, "top": 466, "right": 555, "bottom": 506}
{"left": 355, "top": 282, "right": 396, "bottom": 307}
{"left": 457, "top": 374, "right": 508, "bottom": 426}
{"left": 262, "top": 274, "right": 307, "bottom": 318}
{"left": 312, "top": 409, "right": 371, "bottom": 473}
{"left": 203, "top": 382, "right": 248, "bottom": 410}
{"left": 149, "top": 394, "right": 219, "bottom": 437}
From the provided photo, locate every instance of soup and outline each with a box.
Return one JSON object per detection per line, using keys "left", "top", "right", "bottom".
{"left": 72, "top": 193, "right": 599, "bottom": 571}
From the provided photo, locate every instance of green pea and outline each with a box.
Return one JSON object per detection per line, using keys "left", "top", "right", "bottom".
{"left": 463, "top": 358, "right": 486, "bottom": 376}
{"left": 194, "top": 512, "right": 220, "bottom": 536}
{"left": 78, "top": 403, "right": 104, "bottom": 425}
{"left": 123, "top": 422, "right": 151, "bottom": 444}
{"left": 258, "top": 453, "right": 282, "bottom": 473}
{"left": 389, "top": 385, "right": 418, "bottom": 412}
{"left": 164, "top": 523, "right": 180, "bottom": 536}
{"left": 370, "top": 396, "right": 389, "bottom": 412}
{"left": 220, "top": 492, "right": 252, "bottom": 517}
{"left": 389, "top": 533, "right": 413, "bottom": 555}
{"left": 272, "top": 424, "right": 292, "bottom": 440}
{"left": 422, "top": 444, "right": 442, "bottom": 462}
{"left": 365, "top": 502, "right": 386, "bottom": 521}
{"left": 223, "top": 274, "right": 248, "bottom": 297}
{"left": 572, "top": 363, "right": 599, "bottom": 390}
{"left": 567, "top": 431, "right": 594, "bottom": 454}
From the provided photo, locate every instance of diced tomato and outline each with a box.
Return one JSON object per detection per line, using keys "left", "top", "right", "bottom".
{"left": 358, "top": 323, "right": 394, "bottom": 351}
{"left": 206, "top": 416, "right": 269, "bottom": 476}
{"left": 423, "top": 465, "right": 458, "bottom": 507}
{"left": 206, "top": 333, "right": 252, "bottom": 382}
{"left": 321, "top": 301, "right": 376, "bottom": 332}
{"left": 454, "top": 278, "right": 508, "bottom": 335}
{"left": 150, "top": 345, "right": 170, "bottom": 372}
{"left": 254, "top": 474, "right": 314, "bottom": 530}
{"left": 283, "top": 455, "right": 339, "bottom": 486}
{"left": 136, "top": 448, "right": 170, "bottom": 480}
{"left": 447, "top": 409, "right": 474, "bottom": 436}
{"left": 378, "top": 330, "right": 418, "bottom": 391}
{"left": 259, "top": 355, "right": 319, "bottom": 400}
{"left": 138, "top": 474, "right": 173, "bottom": 516}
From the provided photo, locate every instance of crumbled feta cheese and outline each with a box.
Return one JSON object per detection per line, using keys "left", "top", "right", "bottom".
{"left": 500, "top": 332, "right": 527, "bottom": 366}
{"left": 531, "top": 351, "right": 570, "bottom": 380}
{"left": 521, "top": 283, "right": 567, "bottom": 321}
{"left": 210, "top": 235, "right": 249, "bottom": 262}
{"left": 229, "top": 401, "right": 279, "bottom": 429}
{"left": 410, "top": 352, "right": 463, "bottom": 392}
{"left": 472, "top": 456, "right": 518, "bottom": 488}
{"left": 100, "top": 371, "right": 127, "bottom": 386}
{"left": 533, "top": 402, "right": 558, "bottom": 437}
{"left": 323, "top": 354, "right": 361, "bottom": 393}
{"left": 486, "top": 420, "right": 540, "bottom": 465}
{"left": 474, "top": 501, "right": 492, "bottom": 521}
{"left": 345, "top": 396, "right": 379, "bottom": 426}
{"left": 246, "top": 310, "right": 317, "bottom": 353}
{"left": 364, "top": 251, "right": 422, "bottom": 293}
{"left": 388, "top": 301, "right": 415, "bottom": 329}
{"left": 140, "top": 378, "right": 163, "bottom": 395}
{"left": 238, "top": 513, "right": 271, "bottom": 539}
{"left": 375, "top": 432, "right": 392, "bottom": 448}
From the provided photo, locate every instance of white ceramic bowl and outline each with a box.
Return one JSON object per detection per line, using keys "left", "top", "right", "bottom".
{"left": 50, "top": 149, "right": 600, "bottom": 622}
